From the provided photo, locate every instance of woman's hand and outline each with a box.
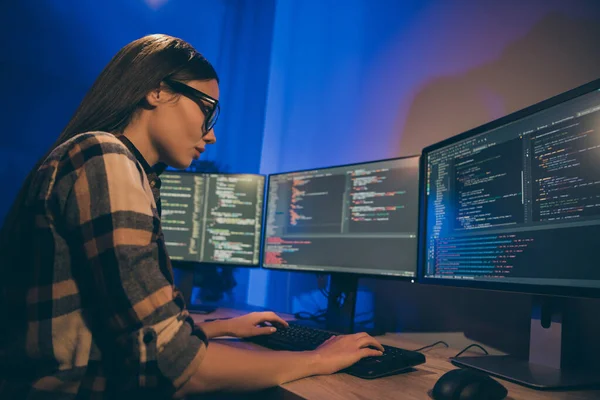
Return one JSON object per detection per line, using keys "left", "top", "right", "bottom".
{"left": 199, "top": 311, "right": 290, "bottom": 339}
{"left": 312, "top": 332, "right": 385, "bottom": 375}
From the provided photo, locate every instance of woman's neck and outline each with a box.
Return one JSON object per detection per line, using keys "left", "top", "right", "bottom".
{"left": 120, "top": 118, "right": 159, "bottom": 166}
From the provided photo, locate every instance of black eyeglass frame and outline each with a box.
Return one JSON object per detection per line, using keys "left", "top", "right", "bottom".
{"left": 163, "top": 78, "right": 220, "bottom": 135}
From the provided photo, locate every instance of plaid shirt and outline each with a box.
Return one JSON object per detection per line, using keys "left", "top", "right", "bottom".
{"left": 0, "top": 132, "right": 207, "bottom": 399}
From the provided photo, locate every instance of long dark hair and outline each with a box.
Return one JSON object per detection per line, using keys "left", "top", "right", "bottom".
{"left": 0, "top": 34, "right": 218, "bottom": 315}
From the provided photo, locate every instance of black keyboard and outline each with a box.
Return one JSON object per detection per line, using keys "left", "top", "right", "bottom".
{"left": 246, "top": 323, "right": 425, "bottom": 379}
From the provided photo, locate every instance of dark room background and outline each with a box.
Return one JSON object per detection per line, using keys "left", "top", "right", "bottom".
{"left": 3, "top": 0, "right": 600, "bottom": 365}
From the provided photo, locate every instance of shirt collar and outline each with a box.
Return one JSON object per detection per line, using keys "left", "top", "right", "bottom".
{"left": 116, "top": 135, "right": 163, "bottom": 189}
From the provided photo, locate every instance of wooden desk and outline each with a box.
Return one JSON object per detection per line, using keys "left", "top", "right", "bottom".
{"left": 191, "top": 308, "right": 600, "bottom": 400}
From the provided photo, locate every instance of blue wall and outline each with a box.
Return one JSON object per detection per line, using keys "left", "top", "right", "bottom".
{"left": 250, "top": 0, "right": 600, "bottom": 314}
{"left": 0, "top": 0, "right": 275, "bottom": 217}
{"left": 0, "top": 0, "right": 276, "bottom": 306}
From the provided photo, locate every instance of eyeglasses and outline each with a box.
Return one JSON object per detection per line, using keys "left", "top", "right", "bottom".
{"left": 163, "top": 78, "right": 220, "bottom": 135}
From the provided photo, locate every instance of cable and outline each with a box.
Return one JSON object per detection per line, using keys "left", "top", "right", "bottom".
{"left": 319, "top": 288, "right": 329, "bottom": 299}
{"left": 293, "top": 309, "right": 374, "bottom": 326}
{"left": 316, "top": 274, "right": 330, "bottom": 297}
{"left": 412, "top": 340, "right": 449, "bottom": 352}
{"left": 453, "top": 344, "right": 489, "bottom": 359}
{"left": 293, "top": 310, "right": 327, "bottom": 323}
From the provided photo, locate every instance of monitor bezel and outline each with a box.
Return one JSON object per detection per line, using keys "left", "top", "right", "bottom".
{"left": 417, "top": 77, "right": 600, "bottom": 298}
{"left": 260, "top": 155, "right": 421, "bottom": 280}
{"left": 161, "top": 170, "right": 266, "bottom": 268}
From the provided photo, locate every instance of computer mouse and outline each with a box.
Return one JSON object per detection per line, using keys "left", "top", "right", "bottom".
{"left": 431, "top": 368, "right": 508, "bottom": 400}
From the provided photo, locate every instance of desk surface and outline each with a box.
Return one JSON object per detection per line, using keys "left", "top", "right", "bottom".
{"left": 191, "top": 308, "right": 600, "bottom": 400}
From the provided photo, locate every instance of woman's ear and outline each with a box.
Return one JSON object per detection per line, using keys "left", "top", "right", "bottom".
{"left": 142, "top": 85, "right": 177, "bottom": 110}
{"left": 145, "top": 87, "right": 163, "bottom": 107}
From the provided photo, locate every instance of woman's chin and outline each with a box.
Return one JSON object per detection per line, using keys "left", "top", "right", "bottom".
{"left": 167, "top": 158, "right": 193, "bottom": 170}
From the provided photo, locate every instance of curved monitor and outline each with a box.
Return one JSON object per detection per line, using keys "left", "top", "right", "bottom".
{"left": 418, "top": 78, "right": 600, "bottom": 298}
{"left": 161, "top": 172, "right": 265, "bottom": 266}
{"left": 262, "top": 156, "right": 420, "bottom": 278}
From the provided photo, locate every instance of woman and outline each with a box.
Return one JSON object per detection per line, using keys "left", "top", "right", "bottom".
{"left": 0, "top": 34, "right": 384, "bottom": 399}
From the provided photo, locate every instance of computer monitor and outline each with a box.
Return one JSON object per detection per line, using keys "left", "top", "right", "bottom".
{"left": 161, "top": 172, "right": 265, "bottom": 309}
{"left": 419, "top": 78, "right": 600, "bottom": 389}
{"left": 161, "top": 171, "right": 265, "bottom": 265}
{"left": 263, "top": 156, "right": 420, "bottom": 332}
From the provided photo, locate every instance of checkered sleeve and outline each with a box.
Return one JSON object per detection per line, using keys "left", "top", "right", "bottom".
{"left": 59, "top": 133, "right": 206, "bottom": 395}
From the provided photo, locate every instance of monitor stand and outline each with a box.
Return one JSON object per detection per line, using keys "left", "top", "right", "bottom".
{"left": 452, "top": 296, "right": 600, "bottom": 390}
{"left": 174, "top": 267, "right": 217, "bottom": 315}
{"left": 324, "top": 273, "right": 358, "bottom": 334}
{"left": 302, "top": 273, "right": 383, "bottom": 335}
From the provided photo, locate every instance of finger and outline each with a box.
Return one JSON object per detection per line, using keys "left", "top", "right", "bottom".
{"left": 356, "top": 337, "right": 385, "bottom": 352}
{"left": 257, "top": 312, "right": 289, "bottom": 327}
{"left": 353, "top": 332, "right": 376, "bottom": 341}
{"left": 360, "top": 348, "right": 384, "bottom": 358}
{"left": 266, "top": 312, "right": 289, "bottom": 327}
{"left": 253, "top": 326, "right": 278, "bottom": 336}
